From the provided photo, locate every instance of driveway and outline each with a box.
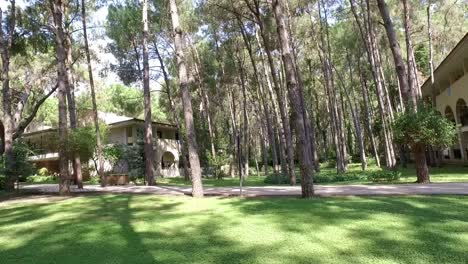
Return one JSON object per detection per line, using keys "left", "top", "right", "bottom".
{"left": 18, "top": 182, "right": 468, "bottom": 197}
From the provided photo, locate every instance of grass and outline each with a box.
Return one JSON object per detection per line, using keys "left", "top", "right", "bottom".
{"left": 0, "top": 194, "right": 467, "bottom": 263}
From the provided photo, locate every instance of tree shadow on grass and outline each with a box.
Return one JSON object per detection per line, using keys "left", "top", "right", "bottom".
{"left": 226, "top": 196, "right": 468, "bottom": 263}
{"left": 0, "top": 194, "right": 269, "bottom": 264}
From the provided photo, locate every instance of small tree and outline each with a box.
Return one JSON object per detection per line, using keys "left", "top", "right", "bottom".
{"left": 393, "top": 104, "right": 456, "bottom": 183}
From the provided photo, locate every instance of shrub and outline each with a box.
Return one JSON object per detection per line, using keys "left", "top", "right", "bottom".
{"left": 38, "top": 167, "right": 49, "bottom": 177}
{"left": 26, "top": 174, "right": 57, "bottom": 183}
{"left": 263, "top": 172, "right": 366, "bottom": 184}
{"left": 0, "top": 142, "right": 34, "bottom": 183}
{"left": 367, "top": 171, "right": 401, "bottom": 182}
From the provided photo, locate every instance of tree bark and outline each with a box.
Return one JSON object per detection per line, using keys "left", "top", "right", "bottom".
{"left": 81, "top": 0, "right": 105, "bottom": 186}
{"left": 413, "top": 144, "right": 429, "bottom": 183}
{"left": 252, "top": 13, "right": 296, "bottom": 184}
{"left": 153, "top": 40, "right": 190, "bottom": 181}
{"left": 142, "top": 0, "right": 155, "bottom": 185}
{"left": 0, "top": 1, "right": 16, "bottom": 191}
{"left": 51, "top": 0, "right": 70, "bottom": 195}
{"left": 376, "top": 0, "right": 412, "bottom": 108}
{"left": 272, "top": 0, "right": 314, "bottom": 197}
{"left": 169, "top": 0, "right": 203, "bottom": 197}
{"left": 64, "top": 18, "right": 83, "bottom": 188}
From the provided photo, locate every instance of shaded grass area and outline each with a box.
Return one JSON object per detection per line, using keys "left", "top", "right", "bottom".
{"left": 157, "top": 163, "right": 468, "bottom": 187}
{"left": 1, "top": 194, "right": 467, "bottom": 263}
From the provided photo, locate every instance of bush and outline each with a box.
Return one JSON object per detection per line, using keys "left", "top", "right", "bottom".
{"left": 86, "top": 176, "right": 100, "bottom": 184}
{"left": 0, "top": 142, "right": 34, "bottom": 183}
{"left": 26, "top": 174, "right": 57, "bottom": 183}
{"left": 367, "top": 171, "right": 401, "bottom": 182}
{"left": 38, "top": 167, "right": 49, "bottom": 177}
{"left": 263, "top": 172, "right": 366, "bottom": 184}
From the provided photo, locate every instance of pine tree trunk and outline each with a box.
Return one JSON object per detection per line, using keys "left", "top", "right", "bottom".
{"left": 255, "top": 20, "right": 296, "bottom": 184}
{"left": 81, "top": 0, "right": 105, "bottom": 186}
{"left": 0, "top": 1, "right": 16, "bottom": 191}
{"left": 376, "top": 0, "right": 412, "bottom": 108}
{"left": 154, "top": 40, "right": 190, "bottom": 181}
{"left": 189, "top": 39, "right": 217, "bottom": 160}
{"left": 169, "top": 0, "right": 203, "bottom": 197}
{"left": 413, "top": 144, "right": 430, "bottom": 183}
{"left": 357, "top": 60, "right": 380, "bottom": 167}
{"left": 272, "top": 0, "right": 314, "bottom": 197}
{"left": 64, "top": 25, "right": 83, "bottom": 189}
{"left": 142, "top": 0, "right": 155, "bottom": 185}
{"left": 51, "top": 0, "right": 70, "bottom": 195}
{"left": 350, "top": 0, "right": 396, "bottom": 168}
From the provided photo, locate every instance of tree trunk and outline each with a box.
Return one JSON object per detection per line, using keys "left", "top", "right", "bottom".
{"left": 0, "top": 1, "right": 16, "bottom": 191}
{"left": 64, "top": 22, "right": 83, "bottom": 189}
{"left": 51, "top": 0, "right": 70, "bottom": 195}
{"left": 254, "top": 18, "right": 296, "bottom": 184}
{"left": 350, "top": 0, "right": 396, "bottom": 168}
{"left": 153, "top": 40, "right": 190, "bottom": 181}
{"left": 81, "top": 0, "right": 105, "bottom": 186}
{"left": 403, "top": 0, "right": 420, "bottom": 103}
{"left": 413, "top": 144, "right": 429, "bottom": 183}
{"left": 272, "top": 0, "right": 314, "bottom": 197}
{"left": 376, "top": 0, "right": 412, "bottom": 108}
{"left": 169, "top": 0, "right": 203, "bottom": 197}
{"left": 188, "top": 39, "right": 217, "bottom": 160}
{"left": 142, "top": 0, "right": 155, "bottom": 185}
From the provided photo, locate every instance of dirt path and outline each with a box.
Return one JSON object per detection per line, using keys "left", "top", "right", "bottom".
{"left": 16, "top": 182, "right": 468, "bottom": 197}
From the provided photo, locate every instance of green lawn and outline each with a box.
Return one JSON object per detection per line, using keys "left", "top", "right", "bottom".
{"left": 1, "top": 195, "right": 467, "bottom": 263}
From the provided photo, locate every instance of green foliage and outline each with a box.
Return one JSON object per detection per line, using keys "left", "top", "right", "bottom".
{"left": 35, "top": 98, "right": 58, "bottom": 126}
{"left": 101, "top": 84, "right": 144, "bottom": 117}
{"left": 122, "top": 145, "right": 145, "bottom": 182}
{"left": 38, "top": 167, "right": 49, "bottom": 176}
{"left": 206, "top": 151, "right": 229, "bottom": 179}
{"left": 69, "top": 126, "right": 97, "bottom": 162}
{"left": 103, "top": 144, "right": 125, "bottom": 168}
{"left": 263, "top": 172, "right": 367, "bottom": 185}
{"left": 367, "top": 171, "right": 401, "bottom": 183}
{"left": 26, "top": 174, "right": 57, "bottom": 183}
{"left": 104, "top": 143, "right": 146, "bottom": 182}
{"left": 0, "top": 142, "right": 34, "bottom": 182}
{"left": 414, "top": 44, "right": 430, "bottom": 76}
{"left": 393, "top": 104, "right": 456, "bottom": 147}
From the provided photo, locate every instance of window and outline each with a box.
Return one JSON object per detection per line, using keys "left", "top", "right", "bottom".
{"left": 454, "top": 149, "right": 462, "bottom": 159}
{"left": 456, "top": 99, "right": 468, "bottom": 126}
{"left": 157, "top": 131, "right": 162, "bottom": 139}
{"left": 126, "top": 127, "right": 133, "bottom": 145}
{"left": 175, "top": 132, "right": 179, "bottom": 140}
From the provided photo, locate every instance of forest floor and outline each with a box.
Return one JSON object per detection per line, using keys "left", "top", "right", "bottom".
{"left": 1, "top": 194, "right": 467, "bottom": 263}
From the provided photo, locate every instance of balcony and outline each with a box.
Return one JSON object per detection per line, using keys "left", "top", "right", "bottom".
{"left": 29, "top": 152, "right": 59, "bottom": 161}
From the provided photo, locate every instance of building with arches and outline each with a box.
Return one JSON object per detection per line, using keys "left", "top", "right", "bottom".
{"left": 421, "top": 33, "right": 468, "bottom": 164}
{"left": 23, "top": 112, "right": 183, "bottom": 180}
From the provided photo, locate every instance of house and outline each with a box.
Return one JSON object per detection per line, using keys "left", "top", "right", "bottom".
{"left": 421, "top": 32, "right": 468, "bottom": 164}
{"left": 22, "top": 112, "right": 182, "bottom": 179}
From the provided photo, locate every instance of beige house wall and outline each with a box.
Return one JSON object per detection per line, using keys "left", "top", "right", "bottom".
{"left": 435, "top": 72, "right": 468, "bottom": 163}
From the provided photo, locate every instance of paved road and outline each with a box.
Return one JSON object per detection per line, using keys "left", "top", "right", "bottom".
{"left": 19, "top": 182, "right": 468, "bottom": 197}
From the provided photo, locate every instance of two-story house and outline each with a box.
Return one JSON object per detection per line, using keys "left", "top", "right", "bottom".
{"left": 421, "top": 32, "right": 468, "bottom": 164}
{"left": 22, "top": 112, "right": 182, "bottom": 179}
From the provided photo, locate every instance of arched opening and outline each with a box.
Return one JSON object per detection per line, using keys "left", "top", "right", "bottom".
{"left": 161, "top": 151, "right": 175, "bottom": 169}
{"left": 456, "top": 98, "right": 468, "bottom": 126}
{"left": 445, "top": 106, "right": 456, "bottom": 124}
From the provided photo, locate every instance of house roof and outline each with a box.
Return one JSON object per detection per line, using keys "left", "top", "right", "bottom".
{"left": 23, "top": 112, "right": 176, "bottom": 137}
{"left": 421, "top": 32, "right": 468, "bottom": 97}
